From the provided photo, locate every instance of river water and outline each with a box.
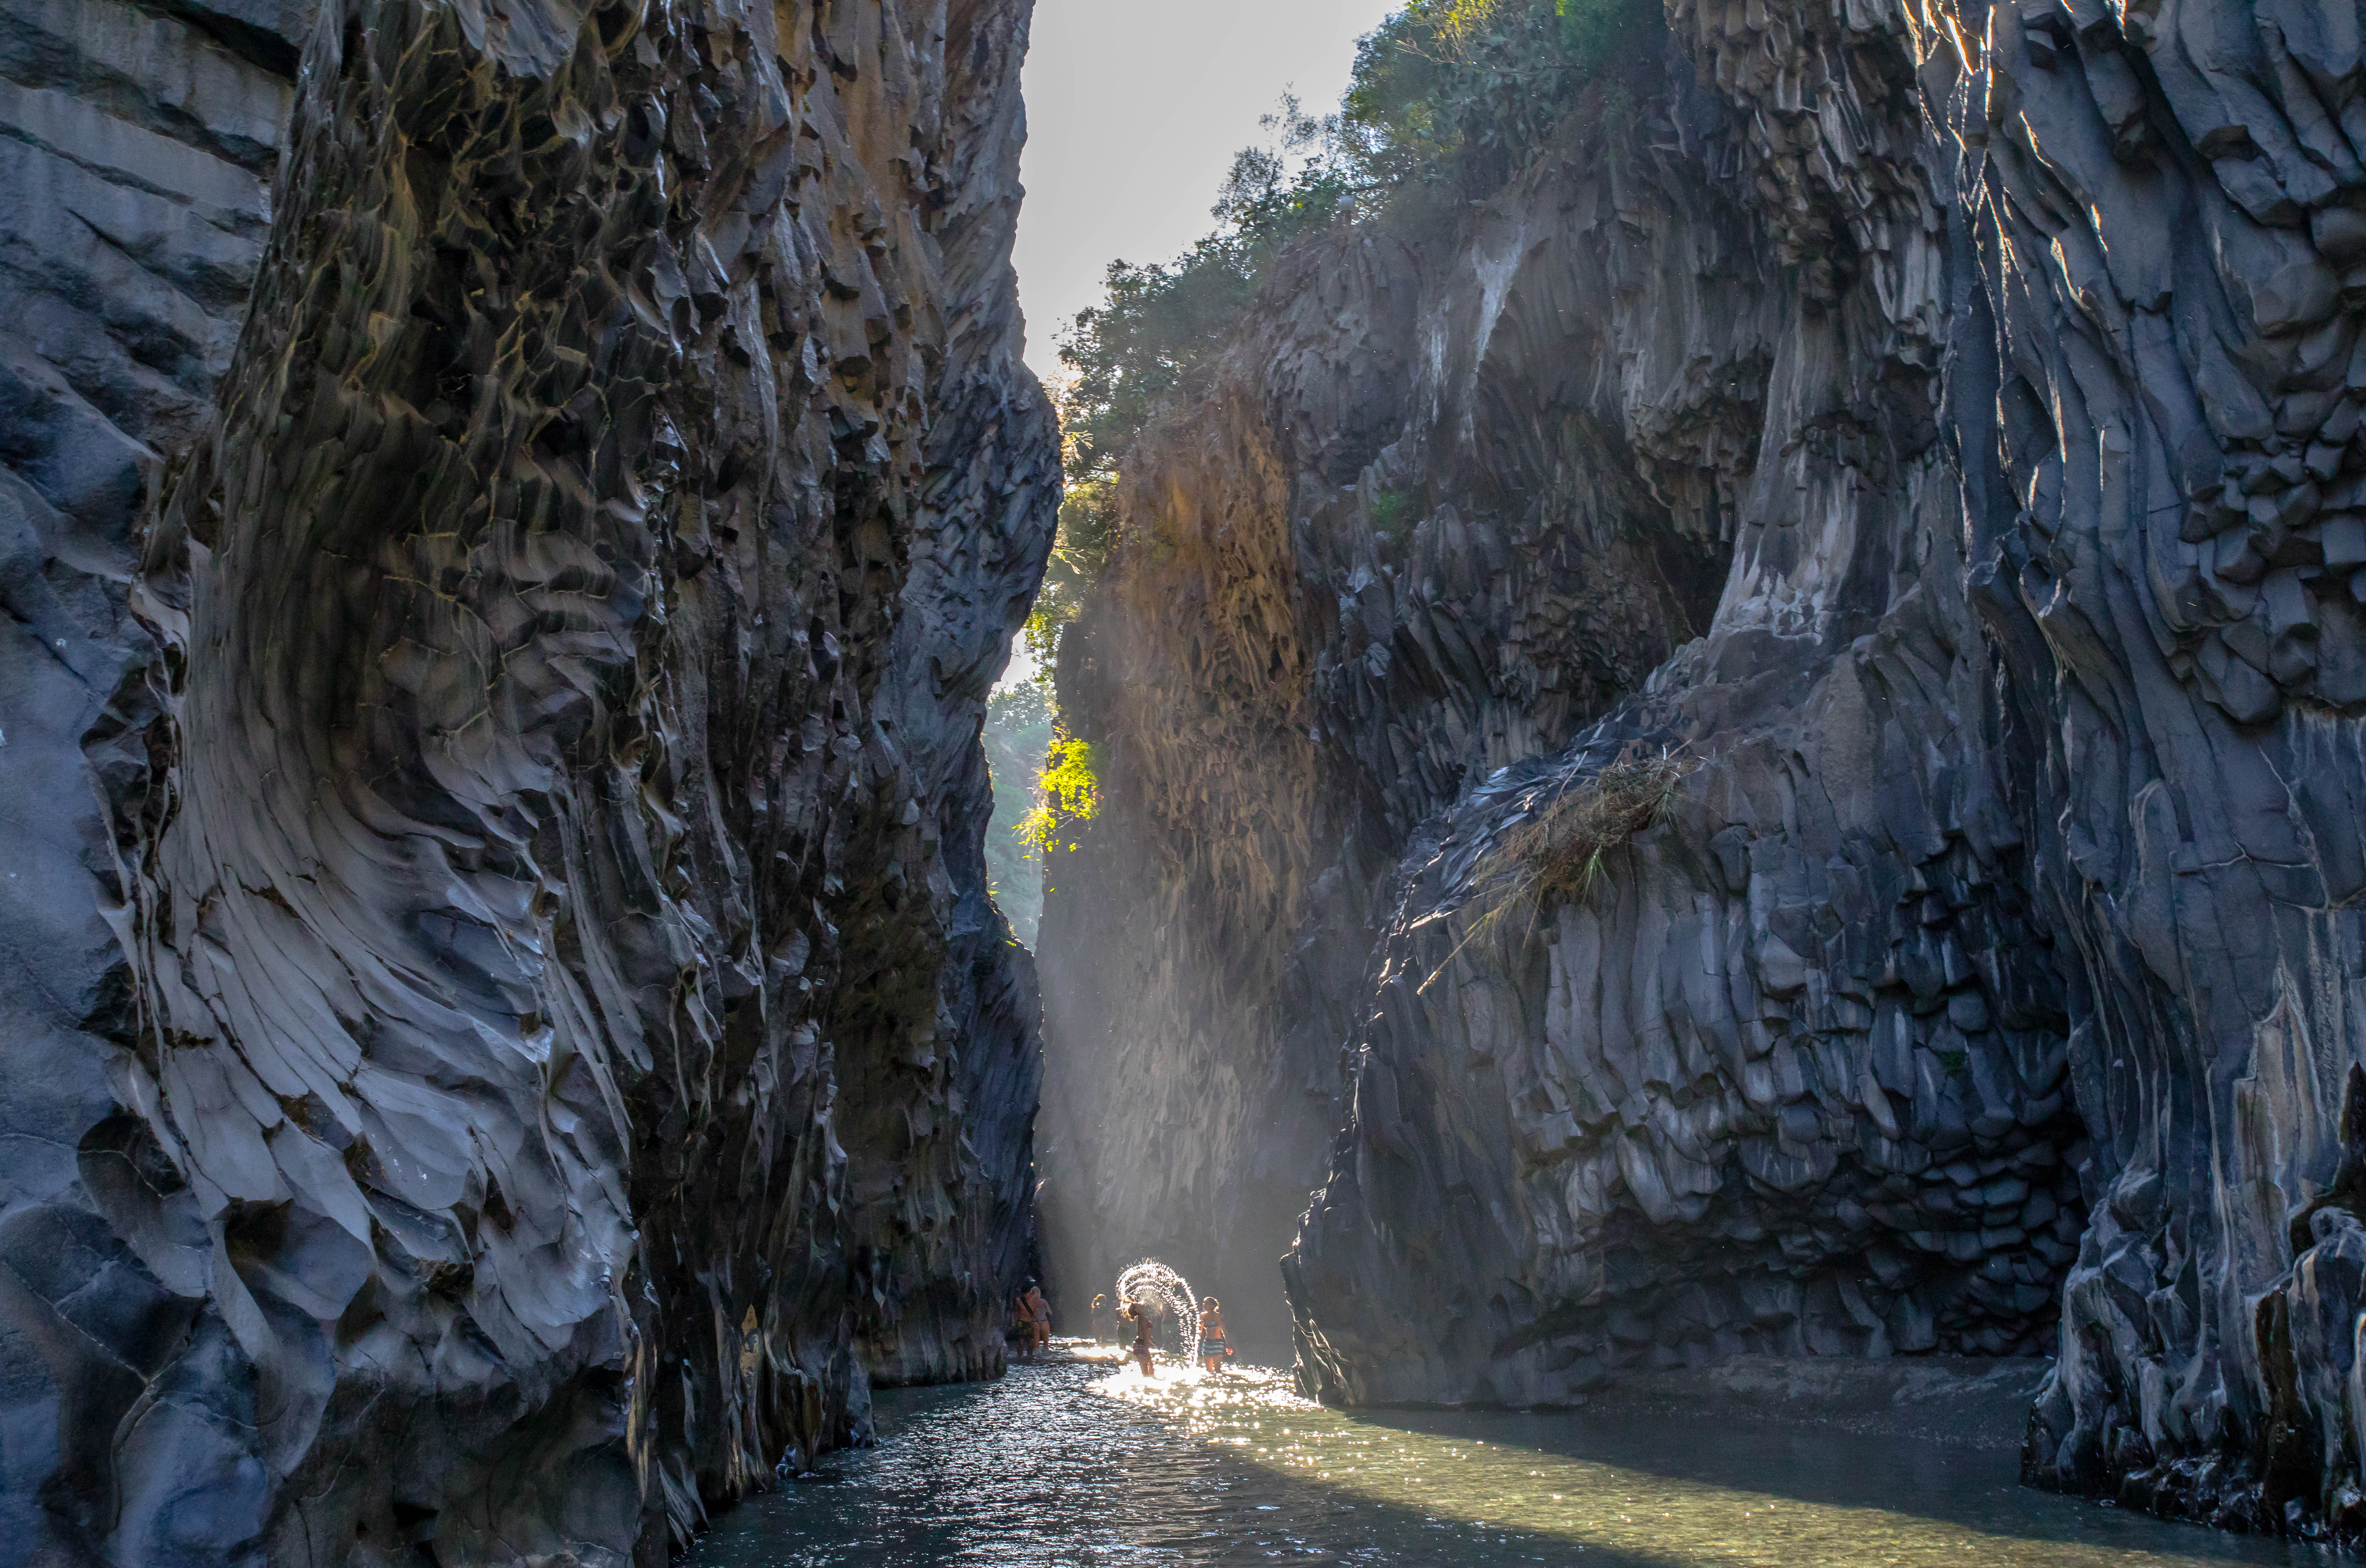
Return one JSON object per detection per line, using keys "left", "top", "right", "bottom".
{"left": 684, "top": 1349, "right": 2330, "bottom": 1567}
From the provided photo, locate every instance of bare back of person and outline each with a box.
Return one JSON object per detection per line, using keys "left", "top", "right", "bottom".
{"left": 1197, "top": 1297, "right": 1230, "bottom": 1374}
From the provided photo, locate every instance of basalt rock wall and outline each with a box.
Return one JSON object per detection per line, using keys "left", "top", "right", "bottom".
{"left": 1042, "top": 0, "right": 2366, "bottom": 1543}
{"left": 0, "top": 0, "right": 1055, "bottom": 1562}
{"left": 1035, "top": 91, "right": 1737, "bottom": 1349}
{"left": 1282, "top": 0, "right": 2093, "bottom": 1402}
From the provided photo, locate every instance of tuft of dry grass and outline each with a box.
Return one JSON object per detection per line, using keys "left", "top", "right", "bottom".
{"left": 1483, "top": 752, "right": 1688, "bottom": 906}
{"left": 1418, "top": 747, "right": 1693, "bottom": 993}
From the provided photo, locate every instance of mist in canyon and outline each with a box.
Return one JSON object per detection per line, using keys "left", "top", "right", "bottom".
{"left": 7, "top": 0, "right": 2366, "bottom": 1562}
{"left": 1028, "top": 0, "right": 2366, "bottom": 1545}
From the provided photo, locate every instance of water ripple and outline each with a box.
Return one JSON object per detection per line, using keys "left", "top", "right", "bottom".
{"left": 685, "top": 1349, "right": 2332, "bottom": 1567}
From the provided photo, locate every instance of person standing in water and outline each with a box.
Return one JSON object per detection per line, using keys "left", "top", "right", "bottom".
{"left": 1025, "top": 1282, "right": 1052, "bottom": 1357}
{"left": 1198, "top": 1296, "right": 1232, "bottom": 1374}
{"left": 1009, "top": 1291, "right": 1035, "bottom": 1363}
{"left": 1089, "top": 1292, "right": 1112, "bottom": 1343}
{"left": 1120, "top": 1296, "right": 1155, "bottom": 1378}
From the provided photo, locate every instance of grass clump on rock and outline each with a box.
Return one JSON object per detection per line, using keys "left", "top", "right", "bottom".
{"left": 1483, "top": 750, "right": 1689, "bottom": 908}
{"left": 1423, "top": 748, "right": 1691, "bottom": 992}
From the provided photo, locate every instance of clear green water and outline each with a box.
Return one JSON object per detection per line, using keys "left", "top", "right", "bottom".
{"left": 684, "top": 1353, "right": 2329, "bottom": 1567}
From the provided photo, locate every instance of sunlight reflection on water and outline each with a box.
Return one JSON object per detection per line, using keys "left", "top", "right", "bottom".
{"left": 683, "top": 1348, "right": 2333, "bottom": 1567}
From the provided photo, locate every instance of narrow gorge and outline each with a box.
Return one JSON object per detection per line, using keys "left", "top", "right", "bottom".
{"left": 1036, "top": 0, "right": 2366, "bottom": 1546}
{"left": 10, "top": 0, "right": 2366, "bottom": 1562}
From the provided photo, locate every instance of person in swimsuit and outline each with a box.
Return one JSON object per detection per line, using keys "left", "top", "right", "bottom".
{"left": 1089, "top": 1292, "right": 1111, "bottom": 1343}
{"left": 1009, "top": 1291, "right": 1035, "bottom": 1363}
{"left": 1198, "top": 1296, "right": 1232, "bottom": 1374}
{"left": 1121, "top": 1296, "right": 1155, "bottom": 1378}
{"left": 1025, "top": 1282, "right": 1052, "bottom": 1355}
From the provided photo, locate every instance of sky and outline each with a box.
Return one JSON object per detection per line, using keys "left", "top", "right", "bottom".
{"left": 1011, "top": 0, "right": 1403, "bottom": 387}
{"left": 997, "top": 0, "right": 1401, "bottom": 686}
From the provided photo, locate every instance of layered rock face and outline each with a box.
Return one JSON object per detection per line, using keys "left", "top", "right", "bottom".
{"left": 0, "top": 0, "right": 1053, "bottom": 1562}
{"left": 1279, "top": 0, "right": 2090, "bottom": 1400}
{"left": 1034, "top": 214, "right": 1731, "bottom": 1348}
{"left": 1040, "top": 0, "right": 2366, "bottom": 1541}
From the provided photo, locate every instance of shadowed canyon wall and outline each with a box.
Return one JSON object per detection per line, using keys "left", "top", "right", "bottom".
{"left": 0, "top": 0, "right": 1054, "bottom": 1561}
{"left": 1038, "top": 0, "right": 2366, "bottom": 1542}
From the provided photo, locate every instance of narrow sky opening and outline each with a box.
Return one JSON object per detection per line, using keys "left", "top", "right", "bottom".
{"left": 1013, "top": 0, "right": 1403, "bottom": 389}
{"left": 1001, "top": 0, "right": 1400, "bottom": 686}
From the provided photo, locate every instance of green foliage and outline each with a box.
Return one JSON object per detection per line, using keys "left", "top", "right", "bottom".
{"left": 1334, "top": 0, "right": 1658, "bottom": 215}
{"left": 982, "top": 683, "right": 1056, "bottom": 945}
{"left": 988, "top": 679, "right": 1053, "bottom": 735}
{"left": 1028, "top": 0, "right": 1660, "bottom": 669}
{"left": 1018, "top": 736, "right": 1103, "bottom": 853}
{"left": 1054, "top": 253, "right": 1252, "bottom": 489}
{"left": 1053, "top": 95, "right": 1350, "bottom": 493}
{"left": 1022, "top": 474, "right": 1120, "bottom": 673}
{"left": 1370, "top": 487, "right": 1416, "bottom": 543}
{"left": 1559, "top": 0, "right": 1656, "bottom": 71}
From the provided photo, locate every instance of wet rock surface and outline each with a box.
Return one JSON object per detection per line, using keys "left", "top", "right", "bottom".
{"left": 0, "top": 0, "right": 1054, "bottom": 1561}
{"left": 1041, "top": 0, "right": 2366, "bottom": 1547}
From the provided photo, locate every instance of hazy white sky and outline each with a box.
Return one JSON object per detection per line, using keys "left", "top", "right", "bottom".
{"left": 1011, "top": 0, "right": 1402, "bottom": 386}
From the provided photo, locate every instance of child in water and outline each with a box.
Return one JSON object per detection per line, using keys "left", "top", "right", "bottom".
{"left": 1198, "top": 1296, "right": 1232, "bottom": 1374}
{"left": 1120, "top": 1296, "right": 1156, "bottom": 1378}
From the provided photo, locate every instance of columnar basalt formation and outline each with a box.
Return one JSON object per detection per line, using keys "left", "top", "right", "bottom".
{"left": 1041, "top": 0, "right": 2366, "bottom": 1542}
{"left": 1939, "top": 0, "right": 2366, "bottom": 1535}
{"left": 1284, "top": 0, "right": 2091, "bottom": 1403}
{"left": 2, "top": 1, "right": 310, "bottom": 1558}
{"left": 0, "top": 0, "right": 1054, "bottom": 1561}
{"left": 1035, "top": 208, "right": 1732, "bottom": 1347}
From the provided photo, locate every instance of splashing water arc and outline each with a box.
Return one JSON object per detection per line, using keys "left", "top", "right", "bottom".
{"left": 1114, "top": 1260, "right": 1198, "bottom": 1361}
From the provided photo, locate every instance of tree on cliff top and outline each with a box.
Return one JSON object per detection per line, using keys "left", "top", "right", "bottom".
{"left": 983, "top": 682, "right": 1055, "bottom": 947}
{"left": 1025, "top": 98, "right": 1344, "bottom": 671}
{"left": 1027, "top": 0, "right": 1660, "bottom": 672}
{"left": 1052, "top": 0, "right": 1658, "bottom": 469}
{"left": 1336, "top": 0, "right": 1653, "bottom": 208}
{"left": 1050, "top": 93, "right": 1348, "bottom": 495}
